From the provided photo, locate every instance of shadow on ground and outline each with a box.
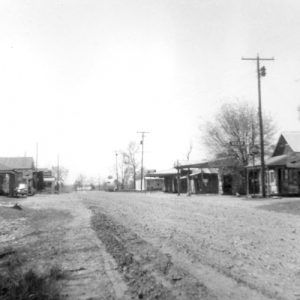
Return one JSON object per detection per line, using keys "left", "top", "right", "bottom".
{"left": 258, "top": 200, "right": 300, "bottom": 215}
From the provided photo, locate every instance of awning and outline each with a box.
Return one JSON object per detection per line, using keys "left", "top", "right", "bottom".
{"left": 267, "top": 154, "right": 288, "bottom": 166}
{"left": 147, "top": 169, "right": 178, "bottom": 177}
{"left": 44, "top": 177, "right": 55, "bottom": 182}
{"left": 0, "top": 163, "right": 15, "bottom": 173}
{"left": 247, "top": 153, "right": 300, "bottom": 168}
{"left": 190, "top": 168, "right": 218, "bottom": 176}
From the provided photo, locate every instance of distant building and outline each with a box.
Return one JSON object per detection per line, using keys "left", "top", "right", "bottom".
{"left": 175, "top": 158, "right": 244, "bottom": 195}
{"left": 37, "top": 168, "right": 56, "bottom": 193}
{"left": 0, "top": 157, "right": 35, "bottom": 196}
{"left": 147, "top": 168, "right": 189, "bottom": 193}
{"left": 148, "top": 158, "right": 245, "bottom": 195}
{"left": 135, "top": 177, "right": 164, "bottom": 191}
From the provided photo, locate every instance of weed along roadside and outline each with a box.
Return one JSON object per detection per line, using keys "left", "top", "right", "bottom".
{"left": 0, "top": 252, "right": 65, "bottom": 300}
{"left": 0, "top": 201, "right": 70, "bottom": 300}
{"left": 0, "top": 194, "right": 129, "bottom": 300}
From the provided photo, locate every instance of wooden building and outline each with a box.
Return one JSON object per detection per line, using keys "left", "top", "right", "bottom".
{"left": 247, "top": 132, "right": 300, "bottom": 196}
{"left": 37, "top": 168, "right": 56, "bottom": 193}
{"left": 0, "top": 163, "right": 18, "bottom": 196}
{"left": 147, "top": 169, "right": 188, "bottom": 193}
{"left": 135, "top": 177, "right": 164, "bottom": 191}
{"left": 176, "top": 158, "right": 244, "bottom": 195}
{"left": 0, "top": 157, "right": 36, "bottom": 196}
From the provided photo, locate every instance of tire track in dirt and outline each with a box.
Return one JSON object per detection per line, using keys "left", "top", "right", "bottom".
{"left": 84, "top": 191, "right": 298, "bottom": 300}
{"left": 90, "top": 206, "right": 217, "bottom": 300}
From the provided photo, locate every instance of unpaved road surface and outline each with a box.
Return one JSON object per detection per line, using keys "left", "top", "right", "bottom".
{"left": 1, "top": 192, "right": 300, "bottom": 299}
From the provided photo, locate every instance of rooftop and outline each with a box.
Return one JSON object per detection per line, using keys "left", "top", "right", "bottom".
{"left": 0, "top": 157, "right": 35, "bottom": 170}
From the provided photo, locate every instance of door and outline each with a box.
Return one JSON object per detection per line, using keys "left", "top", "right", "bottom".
{"left": 268, "top": 170, "right": 277, "bottom": 195}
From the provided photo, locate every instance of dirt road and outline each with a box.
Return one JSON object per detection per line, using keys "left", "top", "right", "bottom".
{"left": 1, "top": 192, "right": 300, "bottom": 299}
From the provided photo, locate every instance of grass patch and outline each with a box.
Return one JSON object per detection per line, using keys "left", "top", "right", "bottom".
{"left": 258, "top": 199, "right": 300, "bottom": 215}
{"left": 0, "top": 252, "right": 66, "bottom": 300}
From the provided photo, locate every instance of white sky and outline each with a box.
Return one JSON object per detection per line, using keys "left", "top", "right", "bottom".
{"left": 1, "top": 0, "right": 300, "bottom": 183}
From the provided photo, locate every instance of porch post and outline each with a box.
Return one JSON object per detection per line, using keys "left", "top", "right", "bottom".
{"left": 187, "top": 168, "right": 191, "bottom": 196}
{"left": 258, "top": 169, "right": 262, "bottom": 195}
{"left": 218, "top": 170, "right": 223, "bottom": 195}
{"left": 177, "top": 168, "right": 181, "bottom": 196}
{"left": 246, "top": 167, "right": 249, "bottom": 196}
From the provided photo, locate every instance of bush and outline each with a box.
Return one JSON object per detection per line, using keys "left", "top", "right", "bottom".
{"left": 0, "top": 261, "right": 65, "bottom": 300}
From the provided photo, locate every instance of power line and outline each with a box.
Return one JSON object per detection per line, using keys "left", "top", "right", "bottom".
{"left": 137, "top": 131, "right": 150, "bottom": 191}
{"left": 242, "top": 54, "right": 274, "bottom": 197}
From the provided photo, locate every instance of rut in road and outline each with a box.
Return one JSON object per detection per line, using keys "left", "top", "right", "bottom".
{"left": 90, "top": 206, "right": 217, "bottom": 300}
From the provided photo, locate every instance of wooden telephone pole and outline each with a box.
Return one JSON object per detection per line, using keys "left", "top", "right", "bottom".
{"left": 57, "top": 154, "right": 60, "bottom": 194}
{"left": 242, "top": 54, "right": 274, "bottom": 197}
{"left": 137, "top": 131, "right": 150, "bottom": 191}
{"left": 115, "top": 152, "right": 119, "bottom": 190}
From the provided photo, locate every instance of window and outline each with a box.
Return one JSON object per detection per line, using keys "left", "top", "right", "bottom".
{"left": 289, "top": 169, "right": 298, "bottom": 185}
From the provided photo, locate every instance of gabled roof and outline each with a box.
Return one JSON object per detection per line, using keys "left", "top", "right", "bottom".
{"left": 0, "top": 157, "right": 35, "bottom": 170}
{"left": 281, "top": 132, "right": 300, "bottom": 152}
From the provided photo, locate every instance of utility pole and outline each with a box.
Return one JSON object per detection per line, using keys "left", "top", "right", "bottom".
{"left": 35, "top": 143, "right": 39, "bottom": 194}
{"left": 242, "top": 54, "right": 274, "bottom": 197}
{"left": 137, "top": 131, "right": 150, "bottom": 191}
{"left": 36, "top": 143, "right": 38, "bottom": 170}
{"left": 115, "top": 152, "right": 119, "bottom": 190}
{"left": 57, "top": 154, "right": 60, "bottom": 194}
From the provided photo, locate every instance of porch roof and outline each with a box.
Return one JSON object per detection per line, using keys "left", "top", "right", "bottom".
{"left": 44, "top": 177, "right": 55, "bottom": 182}
{"left": 176, "top": 157, "right": 238, "bottom": 169}
{"left": 175, "top": 160, "right": 209, "bottom": 169}
{"left": 190, "top": 168, "right": 219, "bottom": 176}
{"left": 267, "top": 154, "right": 288, "bottom": 166}
{"left": 0, "top": 163, "right": 16, "bottom": 173}
{"left": 147, "top": 168, "right": 178, "bottom": 177}
{"left": 247, "top": 153, "right": 300, "bottom": 168}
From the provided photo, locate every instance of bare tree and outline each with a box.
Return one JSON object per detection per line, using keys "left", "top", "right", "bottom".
{"left": 122, "top": 141, "right": 140, "bottom": 189}
{"left": 202, "top": 101, "right": 276, "bottom": 167}
{"left": 73, "top": 173, "right": 86, "bottom": 189}
{"left": 52, "top": 166, "right": 69, "bottom": 185}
